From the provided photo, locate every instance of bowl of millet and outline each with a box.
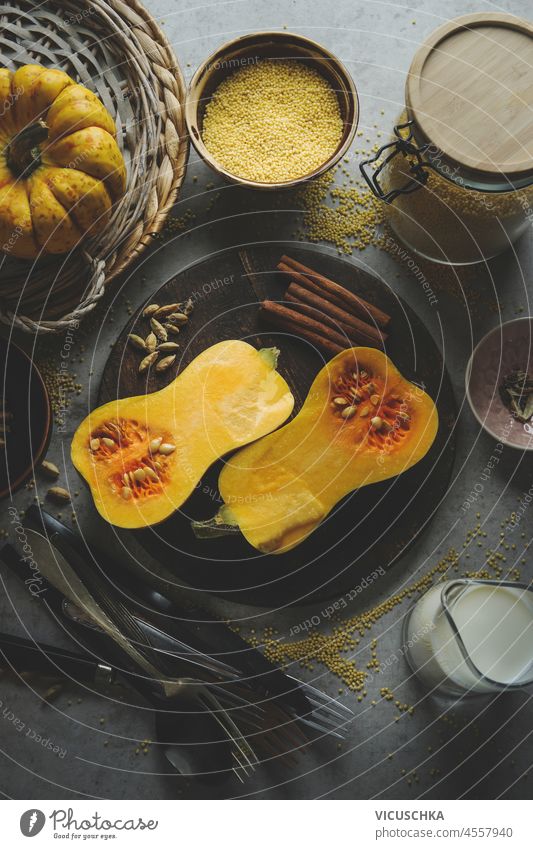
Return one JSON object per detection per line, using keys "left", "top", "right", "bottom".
{"left": 185, "top": 31, "right": 358, "bottom": 190}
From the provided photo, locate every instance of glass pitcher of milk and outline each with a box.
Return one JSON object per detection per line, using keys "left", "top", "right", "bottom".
{"left": 403, "top": 579, "right": 533, "bottom": 695}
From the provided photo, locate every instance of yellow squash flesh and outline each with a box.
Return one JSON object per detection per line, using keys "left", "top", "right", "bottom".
{"left": 71, "top": 341, "right": 294, "bottom": 529}
{"left": 209, "top": 347, "right": 439, "bottom": 553}
{"left": 0, "top": 65, "right": 126, "bottom": 258}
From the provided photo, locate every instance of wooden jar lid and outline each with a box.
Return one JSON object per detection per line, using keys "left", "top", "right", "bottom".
{"left": 406, "top": 13, "right": 533, "bottom": 178}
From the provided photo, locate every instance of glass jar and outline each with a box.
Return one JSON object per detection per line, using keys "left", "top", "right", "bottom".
{"left": 360, "top": 14, "right": 533, "bottom": 265}
{"left": 363, "top": 115, "right": 533, "bottom": 265}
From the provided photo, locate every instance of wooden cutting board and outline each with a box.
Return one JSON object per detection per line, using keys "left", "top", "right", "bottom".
{"left": 99, "top": 244, "right": 456, "bottom": 606}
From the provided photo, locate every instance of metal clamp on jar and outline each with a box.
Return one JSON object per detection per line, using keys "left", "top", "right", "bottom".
{"left": 360, "top": 13, "right": 533, "bottom": 265}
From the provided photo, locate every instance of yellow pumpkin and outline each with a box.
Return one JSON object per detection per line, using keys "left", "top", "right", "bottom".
{"left": 0, "top": 64, "right": 126, "bottom": 258}
{"left": 194, "top": 347, "right": 439, "bottom": 553}
{"left": 71, "top": 341, "right": 295, "bottom": 529}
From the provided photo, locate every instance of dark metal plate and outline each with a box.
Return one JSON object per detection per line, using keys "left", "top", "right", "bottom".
{"left": 98, "top": 244, "right": 456, "bottom": 606}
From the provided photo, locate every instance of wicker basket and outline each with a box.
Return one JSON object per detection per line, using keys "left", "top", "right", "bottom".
{"left": 0, "top": 0, "right": 188, "bottom": 334}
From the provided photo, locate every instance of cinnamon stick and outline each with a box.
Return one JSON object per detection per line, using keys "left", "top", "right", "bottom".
{"left": 287, "top": 282, "right": 386, "bottom": 347}
{"left": 277, "top": 262, "right": 348, "bottom": 310}
{"left": 285, "top": 294, "right": 380, "bottom": 349}
{"left": 260, "top": 301, "right": 343, "bottom": 356}
{"left": 279, "top": 255, "right": 391, "bottom": 329}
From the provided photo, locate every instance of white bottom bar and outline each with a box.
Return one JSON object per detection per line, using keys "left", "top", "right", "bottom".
{"left": 2, "top": 799, "right": 531, "bottom": 847}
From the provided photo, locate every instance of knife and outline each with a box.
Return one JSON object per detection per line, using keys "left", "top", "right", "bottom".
{"left": 23, "top": 506, "right": 314, "bottom": 714}
{"left": 0, "top": 630, "right": 115, "bottom": 685}
{"left": 1, "top": 533, "right": 236, "bottom": 780}
{"left": 0, "top": 626, "right": 232, "bottom": 783}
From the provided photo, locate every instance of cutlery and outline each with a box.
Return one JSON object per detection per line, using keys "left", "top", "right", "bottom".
{"left": 22, "top": 506, "right": 354, "bottom": 736}
{"left": 2, "top": 516, "right": 353, "bottom": 777}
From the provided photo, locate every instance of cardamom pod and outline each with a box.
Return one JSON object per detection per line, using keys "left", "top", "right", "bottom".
{"left": 154, "top": 303, "right": 182, "bottom": 317}
{"left": 127, "top": 334, "right": 147, "bottom": 351}
{"left": 40, "top": 460, "right": 60, "bottom": 479}
{"left": 163, "top": 323, "right": 181, "bottom": 336}
{"left": 166, "top": 312, "right": 188, "bottom": 326}
{"left": 142, "top": 304, "right": 160, "bottom": 318}
{"left": 139, "top": 352, "right": 159, "bottom": 373}
{"left": 150, "top": 317, "right": 168, "bottom": 342}
{"left": 155, "top": 355, "right": 176, "bottom": 373}
{"left": 145, "top": 332, "right": 157, "bottom": 353}
{"left": 47, "top": 486, "right": 71, "bottom": 503}
{"left": 157, "top": 342, "right": 180, "bottom": 352}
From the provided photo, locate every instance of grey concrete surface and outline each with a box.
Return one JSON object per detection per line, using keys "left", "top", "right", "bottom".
{"left": 0, "top": 0, "right": 532, "bottom": 800}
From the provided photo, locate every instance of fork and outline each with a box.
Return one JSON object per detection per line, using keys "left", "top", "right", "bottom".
{"left": 3, "top": 516, "right": 354, "bottom": 780}
{"left": 23, "top": 508, "right": 354, "bottom": 733}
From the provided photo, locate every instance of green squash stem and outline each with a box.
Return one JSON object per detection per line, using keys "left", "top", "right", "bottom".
{"left": 191, "top": 504, "right": 240, "bottom": 539}
{"left": 7, "top": 121, "right": 49, "bottom": 177}
{"left": 258, "top": 346, "right": 280, "bottom": 370}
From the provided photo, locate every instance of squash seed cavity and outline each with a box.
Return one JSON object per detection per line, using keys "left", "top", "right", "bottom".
{"left": 330, "top": 366, "right": 409, "bottom": 448}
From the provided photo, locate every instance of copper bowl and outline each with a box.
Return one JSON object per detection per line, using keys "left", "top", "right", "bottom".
{"left": 185, "top": 31, "right": 359, "bottom": 190}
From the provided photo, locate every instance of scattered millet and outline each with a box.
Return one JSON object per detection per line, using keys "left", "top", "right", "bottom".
{"left": 163, "top": 208, "right": 196, "bottom": 237}
{"left": 246, "top": 518, "right": 525, "bottom": 698}
{"left": 292, "top": 165, "right": 384, "bottom": 254}
{"left": 38, "top": 359, "right": 82, "bottom": 424}
{"left": 202, "top": 59, "right": 343, "bottom": 183}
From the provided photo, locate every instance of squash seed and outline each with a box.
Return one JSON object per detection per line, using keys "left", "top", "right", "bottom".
{"left": 149, "top": 437, "right": 162, "bottom": 453}
{"left": 150, "top": 318, "right": 168, "bottom": 342}
{"left": 128, "top": 334, "right": 147, "bottom": 351}
{"left": 40, "top": 460, "right": 60, "bottom": 479}
{"left": 143, "top": 304, "right": 160, "bottom": 318}
{"left": 159, "top": 443, "right": 176, "bottom": 455}
{"left": 101, "top": 437, "right": 115, "bottom": 448}
{"left": 133, "top": 468, "right": 146, "bottom": 482}
{"left": 359, "top": 406, "right": 370, "bottom": 418}
{"left": 90, "top": 438, "right": 101, "bottom": 451}
{"left": 341, "top": 405, "right": 357, "bottom": 420}
{"left": 139, "top": 352, "right": 159, "bottom": 373}
{"left": 121, "top": 486, "right": 132, "bottom": 500}
{"left": 144, "top": 466, "right": 159, "bottom": 481}
{"left": 371, "top": 416, "right": 383, "bottom": 430}
{"left": 47, "top": 486, "right": 71, "bottom": 503}
{"left": 145, "top": 333, "right": 157, "bottom": 353}
{"left": 157, "top": 342, "right": 180, "bottom": 352}
{"left": 370, "top": 394, "right": 380, "bottom": 406}
{"left": 333, "top": 397, "right": 348, "bottom": 406}
{"left": 122, "top": 473, "right": 130, "bottom": 486}
{"left": 155, "top": 355, "right": 176, "bottom": 373}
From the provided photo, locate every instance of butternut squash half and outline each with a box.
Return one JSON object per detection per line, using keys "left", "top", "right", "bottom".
{"left": 71, "top": 341, "right": 294, "bottom": 529}
{"left": 194, "top": 347, "right": 438, "bottom": 553}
